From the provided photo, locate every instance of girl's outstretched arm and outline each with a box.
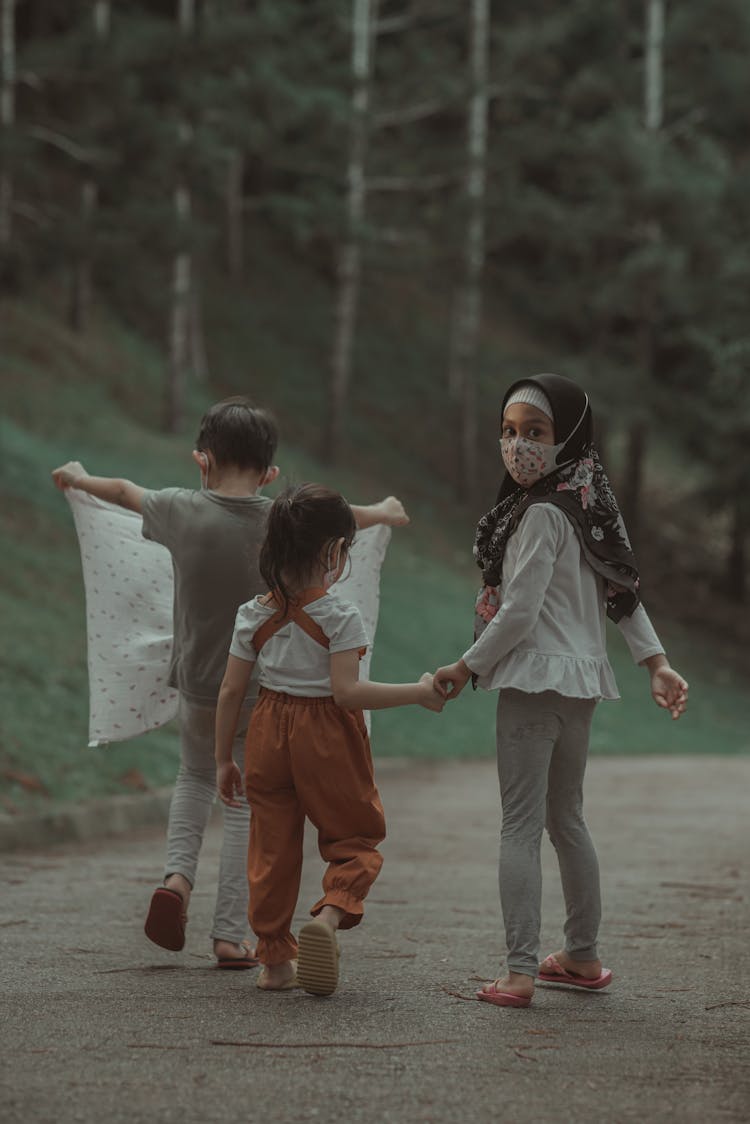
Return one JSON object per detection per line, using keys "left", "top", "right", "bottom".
{"left": 330, "top": 649, "right": 443, "bottom": 712}
{"left": 642, "top": 653, "right": 689, "bottom": 720}
{"left": 215, "top": 654, "right": 255, "bottom": 806}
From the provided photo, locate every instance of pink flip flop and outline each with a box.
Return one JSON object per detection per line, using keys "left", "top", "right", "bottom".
{"left": 537, "top": 954, "right": 612, "bottom": 990}
{"left": 476, "top": 983, "right": 532, "bottom": 1009}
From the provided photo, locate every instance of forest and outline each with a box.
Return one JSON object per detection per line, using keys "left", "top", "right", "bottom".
{"left": 2, "top": 1, "right": 749, "bottom": 614}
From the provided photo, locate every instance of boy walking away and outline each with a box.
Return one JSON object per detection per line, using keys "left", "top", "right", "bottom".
{"left": 52, "top": 398, "right": 409, "bottom": 968}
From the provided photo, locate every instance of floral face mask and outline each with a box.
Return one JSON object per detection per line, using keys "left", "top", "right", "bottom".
{"left": 500, "top": 399, "right": 589, "bottom": 488}
{"left": 500, "top": 435, "right": 567, "bottom": 488}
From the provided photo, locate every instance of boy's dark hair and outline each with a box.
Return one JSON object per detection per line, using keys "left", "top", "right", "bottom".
{"left": 260, "top": 483, "right": 356, "bottom": 615}
{"left": 196, "top": 397, "right": 278, "bottom": 472}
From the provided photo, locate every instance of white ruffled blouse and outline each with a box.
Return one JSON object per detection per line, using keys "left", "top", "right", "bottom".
{"left": 462, "top": 503, "right": 664, "bottom": 700}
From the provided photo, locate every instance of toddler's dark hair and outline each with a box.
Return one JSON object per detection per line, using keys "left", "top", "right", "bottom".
{"left": 260, "top": 483, "right": 356, "bottom": 614}
{"left": 196, "top": 397, "right": 278, "bottom": 472}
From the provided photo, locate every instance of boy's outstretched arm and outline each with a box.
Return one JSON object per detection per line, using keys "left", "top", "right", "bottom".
{"left": 330, "top": 649, "right": 443, "bottom": 712}
{"left": 351, "top": 496, "right": 409, "bottom": 529}
{"left": 52, "top": 461, "right": 145, "bottom": 514}
{"left": 642, "top": 653, "right": 689, "bottom": 720}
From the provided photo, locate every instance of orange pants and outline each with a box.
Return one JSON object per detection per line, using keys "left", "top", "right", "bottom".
{"left": 245, "top": 688, "right": 386, "bottom": 966}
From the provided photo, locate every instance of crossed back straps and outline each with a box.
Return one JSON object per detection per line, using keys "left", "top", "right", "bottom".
{"left": 252, "top": 588, "right": 330, "bottom": 654}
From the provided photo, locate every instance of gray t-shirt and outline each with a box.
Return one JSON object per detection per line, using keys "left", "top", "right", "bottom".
{"left": 141, "top": 488, "right": 271, "bottom": 704}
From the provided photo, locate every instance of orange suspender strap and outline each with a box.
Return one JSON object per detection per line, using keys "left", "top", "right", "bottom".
{"left": 252, "top": 588, "right": 330, "bottom": 655}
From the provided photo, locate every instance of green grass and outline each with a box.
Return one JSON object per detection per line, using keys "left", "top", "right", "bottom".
{"left": 0, "top": 259, "right": 747, "bottom": 816}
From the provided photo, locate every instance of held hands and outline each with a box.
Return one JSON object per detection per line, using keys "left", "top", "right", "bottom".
{"left": 51, "top": 461, "right": 87, "bottom": 490}
{"left": 433, "top": 659, "right": 472, "bottom": 702}
{"left": 417, "top": 672, "right": 445, "bottom": 713}
{"left": 216, "top": 761, "right": 243, "bottom": 808}
{"left": 650, "top": 663, "right": 689, "bottom": 720}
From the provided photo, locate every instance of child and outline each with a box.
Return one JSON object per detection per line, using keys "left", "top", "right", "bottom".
{"left": 51, "top": 397, "right": 409, "bottom": 968}
{"left": 434, "top": 374, "right": 688, "bottom": 1009}
{"left": 215, "top": 482, "right": 443, "bottom": 996}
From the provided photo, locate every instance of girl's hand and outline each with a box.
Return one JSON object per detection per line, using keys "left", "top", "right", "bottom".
{"left": 52, "top": 461, "right": 87, "bottom": 490}
{"left": 417, "top": 672, "right": 445, "bottom": 713}
{"left": 650, "top": 666, "right": 689, "bottom": 720}
{"left": 434, "top": 659, "right": 472, "bottom": 701}
{"left": 216, "top": 761, "right": 243, "bottom": 808}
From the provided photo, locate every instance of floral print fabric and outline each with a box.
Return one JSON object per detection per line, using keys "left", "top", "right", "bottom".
{"left": 474, "top": 444, "right": 641, "bottom": 623}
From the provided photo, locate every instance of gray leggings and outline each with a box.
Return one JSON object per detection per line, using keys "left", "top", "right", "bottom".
{"left": 164, "top": 695, "right": 253, "bottom": 945}
{"left": 496, "top": 688, "right": 600, "bottom": 977}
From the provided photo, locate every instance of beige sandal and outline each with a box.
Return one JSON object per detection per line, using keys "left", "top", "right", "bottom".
{"left": 296, "top": 920, "right": 340, "bottom": 997}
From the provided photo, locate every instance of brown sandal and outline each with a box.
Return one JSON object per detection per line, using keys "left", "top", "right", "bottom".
{"left": 144, "top": 887, "right": 187, "bottom": 951}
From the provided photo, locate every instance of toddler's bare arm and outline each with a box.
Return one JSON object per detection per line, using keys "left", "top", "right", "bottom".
{"left": 330, "top": 649, "right": 442, "bottom": 713}
{"left": 215, "top": 655, "right": 255, "bottom": 807}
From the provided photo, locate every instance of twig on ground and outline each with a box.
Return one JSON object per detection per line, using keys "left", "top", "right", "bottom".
{"left": 210, "top": 1039, "right": 461, "bottom": 1050}
{"left": 363, "top": 953, "right": 417, "bottom": 960}
{"left": 440, "top": 986, "right": 477, "bottom": 1001}
{"left": 128, "top": 1044, "right": 191, "bottom": 1050}
{"left": 512, "top": 1045, "right": 561, "bottom": 1062}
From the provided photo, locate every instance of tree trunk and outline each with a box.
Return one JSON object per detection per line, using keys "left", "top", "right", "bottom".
{"left": 67, "top": 2, "right": 110, "bottom": 332}
{"left": 93, "top": 0, "right": 110, "bottom": 37}
{"left": 68, "top": 180, "right": 98, "bottom": 332}
{"left": 164, "top": 184, "right": 192, "bottom": 434}
{"left": 624, "top": 0, "right": 666, "bottom": 541}
{"left": 189, "top": 269, "right": 209, "bottom": 383}
{"left": 164, "top": 0, "right": 195, "bottom": 432}
{"left": 178, "top": 0, "right": 195, "bottom": 34}
{"left": 726, "top": 496, "right": 747, "bottom": 603}
{"left": 0, "top": 0, "right": 16, "bottom": 250}
{"left": 226, "top": 148, "right": 244, "bottom": 281}
{"left": 644, "top": 0, "right": 665, "bottom": 133}
{"left": 447, "top": 0, "right": 489, "bottom": 505}
{"left": 325, "top": 0, "right": 376, "bottom": 464}
{"left": 621, "top": 418, "right": 647, "bottom": 545}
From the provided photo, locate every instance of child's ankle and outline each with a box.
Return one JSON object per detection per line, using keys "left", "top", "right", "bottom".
{"left": 165, "top": 873, "right": 191, "bottom": 901}
{"left": 317, "top": 905, "right": 345, "bottom": 931}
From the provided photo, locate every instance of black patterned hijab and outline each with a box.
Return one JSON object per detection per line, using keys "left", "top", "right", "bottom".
{"left": 474, "top": 373, "right": 641, "bottom": 622}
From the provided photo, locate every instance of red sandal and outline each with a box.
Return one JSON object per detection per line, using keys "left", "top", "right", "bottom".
{"left": 144, "top": 887, "right": 187, "bottom": 951}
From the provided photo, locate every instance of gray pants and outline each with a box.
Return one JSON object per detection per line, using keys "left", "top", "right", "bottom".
{"left": 496, "top": 688, "right": 600, "bottom": 978}
{"left": 164, "top": 695, "right": 253, "bottom": 945}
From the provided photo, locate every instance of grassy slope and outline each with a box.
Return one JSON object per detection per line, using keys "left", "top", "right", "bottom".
{"left": 1, "top": 257, "right": 747, "bottom": 813}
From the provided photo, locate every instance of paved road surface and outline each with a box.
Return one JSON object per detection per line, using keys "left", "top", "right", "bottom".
{"left": 1, "top": 757, "right": 748, "bottom": 1123}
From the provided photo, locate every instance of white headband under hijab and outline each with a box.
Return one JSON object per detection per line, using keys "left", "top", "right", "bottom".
{"left": 504, "top": 384, "right": 554, "bottom": 421}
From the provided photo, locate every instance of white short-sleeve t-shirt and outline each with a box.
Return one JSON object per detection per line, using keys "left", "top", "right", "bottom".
{"left": 230, "top": 593, "right": 369, "bottom": 697}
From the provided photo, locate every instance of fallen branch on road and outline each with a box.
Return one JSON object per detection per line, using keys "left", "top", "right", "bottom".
{"left": 210, "top": 1039, "right": 461, "bottom": 1050}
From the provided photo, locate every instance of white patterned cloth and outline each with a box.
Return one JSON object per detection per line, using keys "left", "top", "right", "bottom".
{"left": 66, "top": 489, "right": 391, "bottom": 746}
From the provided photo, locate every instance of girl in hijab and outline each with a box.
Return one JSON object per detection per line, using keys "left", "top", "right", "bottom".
{"left": 434, "top": 374, "right": 688, "bottom": 1009}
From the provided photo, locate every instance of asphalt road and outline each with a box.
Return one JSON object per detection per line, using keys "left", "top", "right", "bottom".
{"left": 1, "top": 756, "right": 748, "bottom": 1124}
